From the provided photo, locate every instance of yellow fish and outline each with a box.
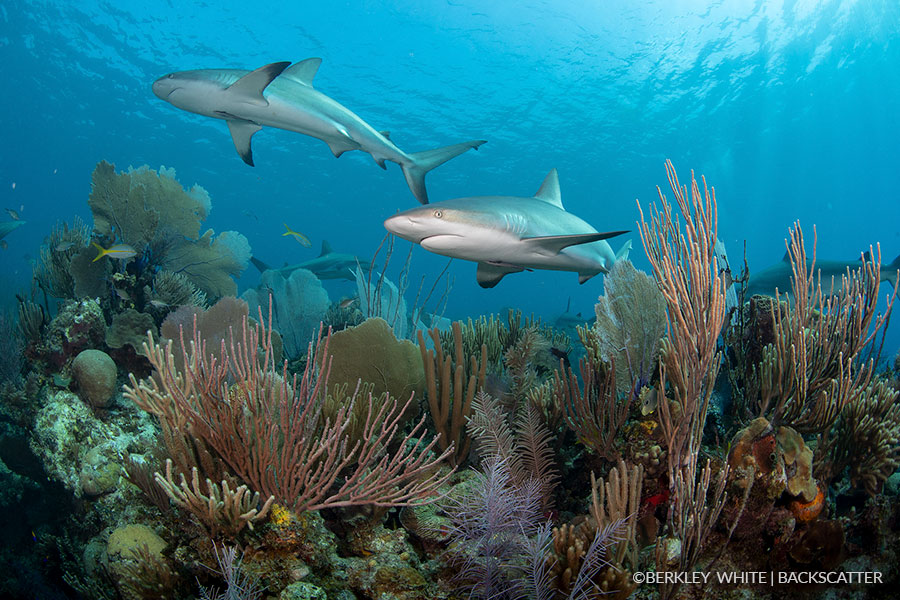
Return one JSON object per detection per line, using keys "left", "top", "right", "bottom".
{"left": 282, "top": 223, "right": 311, "bottom": 247}
{"left": 92, "top": 241, "right": 137, "bottom": 262}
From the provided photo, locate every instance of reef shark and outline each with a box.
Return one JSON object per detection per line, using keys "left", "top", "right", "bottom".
{"left": 383, "top": 169, "right": 630, "bottom": 288}
{"left": 152, "top": 59, "right": 486, "bottom": 204}
{"left": 251, "top": 240, "right": 371, "bottom": 282}
{"left": 745, "top": 251, "right": 900, "bottom": 297}
{"left": 0, "top": 220, "right": 25, "bottom": 248}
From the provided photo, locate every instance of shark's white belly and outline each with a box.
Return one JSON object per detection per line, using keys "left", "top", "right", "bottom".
{"left": 421, "top": 230, "right": 613, "bottom": 274}
{"left": 239, "top": 92, "right": 408, "bottom": 164}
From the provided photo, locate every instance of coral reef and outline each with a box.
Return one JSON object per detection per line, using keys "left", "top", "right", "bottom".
{"left": 10, "top": 159, "right": 900, "bottom": 600}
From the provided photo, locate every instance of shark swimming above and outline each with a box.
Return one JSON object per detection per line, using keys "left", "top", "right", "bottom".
{"left": 152, "top": 59, "right": 486, "bottom": 204}
{"left": 251, "top": 240, "right": 371, "bottom": 282}
{"left": 384, "top": 169, "right": 630, "bottom": 288}
{"left": 745, "top": 250, "right": 900, "bottom": 297}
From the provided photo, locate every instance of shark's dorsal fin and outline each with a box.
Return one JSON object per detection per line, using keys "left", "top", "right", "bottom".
{"left": 320, "top": 240, "right": 333, "bottom": 257}
{"left": 522, "top": 230, "right": 628, "bottom": 255}
{"left": 226, "top": 62, "right": 290, "bottom": 105}
{"left": 476, "top": 262, "right": 523, "bottom": 288}
{"left": 534, "top": 169, "right": 563, "bottom": 209}
{"left": 226, "top": 120, "right": 263, "bottom": 166}
{"left": 282, "top": 58, "right": 322, "bottom": 86}
{"left": 781, "top": 250, "right": 791, "bottom": 263}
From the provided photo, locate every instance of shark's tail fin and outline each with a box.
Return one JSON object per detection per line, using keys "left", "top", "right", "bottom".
{"left": 250, "top": 256, "right": 271, "bottom": 274}
{"left": 403, "top": 140, "right": 487, "bottom": 204}
{"left": 886, "top": 254, "right": 900, "bottom": 290}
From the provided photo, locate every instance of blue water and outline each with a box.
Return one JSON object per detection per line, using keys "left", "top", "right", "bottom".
{"left": 2, "top": 0, "right": 899, "bottom": 353}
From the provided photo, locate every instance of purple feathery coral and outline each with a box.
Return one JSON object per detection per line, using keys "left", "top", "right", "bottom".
{"left": 443, "top": 457, "right": 542, "bottom": 599}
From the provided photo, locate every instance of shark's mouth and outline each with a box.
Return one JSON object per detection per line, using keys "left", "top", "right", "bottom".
{"left": 420, "top": 234, "right": 463, "bottom": 252}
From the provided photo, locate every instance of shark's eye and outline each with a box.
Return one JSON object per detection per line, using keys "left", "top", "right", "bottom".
{"left": 433, "top": 209, "right": 443, "bottom": 218}
{"left": 167, "top": 74, "right": 174, "bottom": 79}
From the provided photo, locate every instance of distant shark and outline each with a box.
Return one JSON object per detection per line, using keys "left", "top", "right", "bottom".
{"left": 251, "top": 240, "right": 371, "bottom": 282}
{"left": 745, "top": 251, "right": 900, "bottom": 297}
{"left": 384, "top": 169, "right": 630, "bottom": 288}
{"left": 152, "top": 59, "right": 486, "bottom": 204}
{"left": 0, "top": 220, "right": 24, "bottom": 249}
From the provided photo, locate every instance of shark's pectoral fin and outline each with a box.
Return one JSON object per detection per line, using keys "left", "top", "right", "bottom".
{"left": 282, "top": 58, "right": 322, "bottom": 86}
{"left": 476, "top": 262, "right": 524, "bottom": 288}
{"left": 522, "top": 230, "right": 629, "bottom": 255}
{"left": 226, "top": 61, "right": 290, "bottom": 106}
{"left": 227, "top": 120, "right": 263, "bottom": 166}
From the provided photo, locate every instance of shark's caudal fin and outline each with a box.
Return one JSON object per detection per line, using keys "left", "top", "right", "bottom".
{"left": 402, "top": 140, "right": 487, "bottom": 204}
{"left": 250, "top": 256, "right": 271, "bottom": 274}
{"left": 887, "top": 254, "right": 900, "bottom": 289}
{"left": 615, "top": 240, "right": 633, "bottom": 261}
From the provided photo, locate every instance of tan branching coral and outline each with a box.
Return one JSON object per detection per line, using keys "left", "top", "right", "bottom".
{"left": 818, "top": 378, "right": 900, "bottom": 495}
{"left": 590, "top": 459, "right": 644, "bottom": 569}
{"left": 155, "top": 459, "right": 274, "bottom": 537}
{"left": 418, "top": 321, "right": 487, "bottom": 466}
{"left": 750, "top": 224, "right": 896, "bottom": 434}
{"left": 638, "top": 161, "right": 729, "bottom": 599}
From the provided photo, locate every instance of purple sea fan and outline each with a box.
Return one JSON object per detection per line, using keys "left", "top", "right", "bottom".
{"left": 443, "top": 457, "right": 542, "bottom": 599}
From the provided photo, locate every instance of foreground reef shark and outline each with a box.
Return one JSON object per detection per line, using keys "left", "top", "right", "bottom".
{"left": 745, "top": 250, "right": 900, "bottom": 297}
{"left": 384, "top": 169, "right": 630, "bottom": 288}
{"left": 152, "top": 59, "right": 486, "bottom": 204}
{"left": 251, "top": 240, "right": 371, "bottom": 281}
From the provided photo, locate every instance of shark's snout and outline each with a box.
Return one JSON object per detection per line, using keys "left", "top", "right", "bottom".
{"left": 151, "top": 75, "right": 179, "bottom": 101}
{"left": 383, "top": 214, "right": 422, "bottom": 242}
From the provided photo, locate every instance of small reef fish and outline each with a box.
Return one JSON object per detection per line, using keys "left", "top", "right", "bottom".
{"left": 148, "top": 299, "right": 169, "bottom": 309}
{"left": 384, "top": 169, "right": 630, "bottom": 288}
{"left": 339, "top": 297, "right": 358, "bottom": 310}
{"left": 5, "top": 207, "right": 20, "bottom": 220}
{"left": 282, "top": 223, "right": 311, "bottom": 247}
{"left": 152, "top": 59, "right": 486, "bottom": 204}
{"left": 55, "top": 241, "right": 76, "bottom": 252}
{"left": 91, "top": 242, "right": 137, "bottom": 262}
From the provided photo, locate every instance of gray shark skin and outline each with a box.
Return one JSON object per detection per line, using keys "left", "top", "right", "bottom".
{"left": 152, "top": 59, "right": 486, "bottom": 204}
{"left": 0, "top": 220, "right": 25, "bottom": 242}
{"left": 745, "top": 251, "right": 900, "bottom": 297}
{"left": 251, "top": 240, "right": 371, "bottom": 282}
{"left": 383, "top": 169, "right": 629, "bottom": 288}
